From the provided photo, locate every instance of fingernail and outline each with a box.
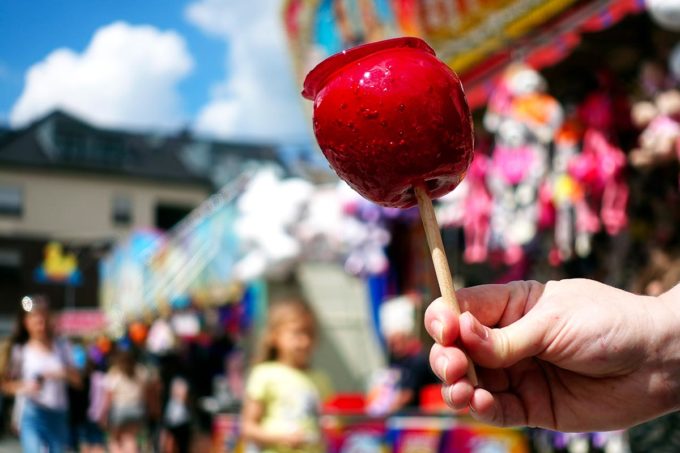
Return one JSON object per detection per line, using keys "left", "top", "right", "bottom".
{"left": 441, "top": 385, "right": 453, "bottom": 406}
{"left": 436, "top": 356, "right": 448, "bottom": 381}
{"left": 431, "top": 320, "right": 444, "bottom": 344}
{"left": 468, "top": 315, "right": 488, "bottom": 340}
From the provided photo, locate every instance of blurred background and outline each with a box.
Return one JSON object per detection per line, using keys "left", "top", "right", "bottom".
{"left": 0, "top": 0, "right": 679, "bottom": 452}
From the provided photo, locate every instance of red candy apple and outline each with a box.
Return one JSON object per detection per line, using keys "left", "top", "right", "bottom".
{"left": 302, "top": 37, "right": 474, "bottom": 208}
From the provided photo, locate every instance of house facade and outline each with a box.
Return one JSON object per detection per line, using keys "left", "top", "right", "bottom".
{"left": 0, "top": 110, "right": 283, "bottom": 318}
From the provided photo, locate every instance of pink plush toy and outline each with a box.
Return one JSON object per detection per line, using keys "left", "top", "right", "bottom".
{"left": 462, "top": 154, "right": 492, "bottom": 263}
{"left": 629, "top": 90, "right": 680, "bottom": 168}
{"left": 570, "top": 128, "right": 628, "bottom": 236}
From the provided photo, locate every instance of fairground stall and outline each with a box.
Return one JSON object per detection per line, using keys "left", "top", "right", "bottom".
{"left": 279, "top": 0, "right": 680, "bottom": 452}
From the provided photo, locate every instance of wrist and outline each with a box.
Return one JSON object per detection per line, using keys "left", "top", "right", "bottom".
{"left": 650, "top": 286, "right": 680, "bottom": 412}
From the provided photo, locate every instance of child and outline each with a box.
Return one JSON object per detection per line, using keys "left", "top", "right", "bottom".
{"left": 159, "top": 376, "right": 191, "bottom": 453}
{"left": 102, "top": 349, "right": 149, "bottom": 453}
{"left": 241, "top": 298, "right": 331, "bottom": 453}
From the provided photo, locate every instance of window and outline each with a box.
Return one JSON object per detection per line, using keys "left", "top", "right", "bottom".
{"left": 112, "top": 195, "right": 132, "bottom": 225}
{"left": 0, "top": 248, "right": 21, "bottom": 283}
{"left": 155, "top": 203, "right": 193, "bottom": 231}
{"left": 0, "top": 186, "right": 22, "bottom": 216}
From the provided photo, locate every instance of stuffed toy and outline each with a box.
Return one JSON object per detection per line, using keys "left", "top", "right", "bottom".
{"left": 462, "top": 154, "right": 492, "bottom": 263}
{"left": 629, "top": 90, "right": 680, "bottom": 167}
{"left": 569, "top": 128, "right": 628, "bottom": 236}
{"left": 234, "top": 169, "right": 313, "bottom": 280}
{"left": 543, "top": 117, "right": 591, "bottom": 262}
{"left": 570, "top": 86, "right": 629, "bottom": 237}
{"left": 485, "top": 65, "right": 562, "bottom": 264}
{"left": 487, "top": 118, "right": 548, "bottom": 264}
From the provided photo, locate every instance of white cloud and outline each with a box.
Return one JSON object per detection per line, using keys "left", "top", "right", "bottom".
{"left": 10, "top": 22, "right": 194, "bottom": 130}
{"left": 185, "top": 0, "right": 311, "bottom": 144}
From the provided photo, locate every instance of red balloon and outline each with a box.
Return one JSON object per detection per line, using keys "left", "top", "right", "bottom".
{"left": 96, "top": 335, "right": 112, "bottom": 355}
{"left": 129, "top": 322, "right": 148, "bottom": 345}
{"left": 303, "top": 37, "right": 474, "bottom": 208}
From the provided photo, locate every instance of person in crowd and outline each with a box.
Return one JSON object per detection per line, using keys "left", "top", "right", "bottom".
{"left": 0, "top": 295, "right": 81, "bottom": 452}
{"left": 424, "top": 279, "right": 680, "bottom": 432}
{"left": 241, "top": 298, "right": 332, "bottom": 453}
{"left": 159, "top": 376, "right": 191, "bottom": 453}
{"left": 378, "top": 295, "right": 439, "bottom": 413}
{"left": 69, "top": 341, "right": 106, "bottom": 453}
{"left": 102, "top": 348, "right": 150, "bottom": 453}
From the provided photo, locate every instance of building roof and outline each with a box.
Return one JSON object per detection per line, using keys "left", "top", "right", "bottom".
{"left": 0, "top": 110, "right": 285, "bottom": 188}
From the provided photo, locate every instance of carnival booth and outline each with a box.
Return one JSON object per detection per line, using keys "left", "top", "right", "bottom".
{"left": 98, "top": 2, "right": 680, "bottom": 451}
{"left": 280, "top": 1, "right": 680, "bottom": 452}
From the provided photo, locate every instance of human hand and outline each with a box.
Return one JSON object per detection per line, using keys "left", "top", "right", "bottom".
{"left": 277, "top": 430, "right": 308, "bottom": 449}
{"left": 425, "top": 279, "right": 680, "bottom": 431}
{"left": 40, "top": 370, "right": 66, "bottom": 381}
{"left": 21, "top": 380, "right": 42, "bottom": 397}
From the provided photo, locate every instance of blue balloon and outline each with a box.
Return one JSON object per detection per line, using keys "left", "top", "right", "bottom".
{"left": 71, "top": 344, "right": 87, "bottom": 370}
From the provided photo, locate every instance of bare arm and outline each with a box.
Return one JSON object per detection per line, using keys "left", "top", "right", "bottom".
{"left": 40, "top": 366, "right": 82, "bottom": 389}
{"left": 65, "top": 367, "right": 82, "bottom": 388}
{"left": 98, "top": 388, "right": 113, "bottom": 427}
{"left": 1, "top": 379, "right": 36, "bottom": 396}
{"left": 388, "top": 389, "right": 414, "bottom": 413}
{"left": 240, "top": 397, "right": 306, "bottom": 449}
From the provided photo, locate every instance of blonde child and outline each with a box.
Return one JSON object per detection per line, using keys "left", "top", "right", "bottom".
{"left": 241, "top": 299, "right": 331, "bottom": 453}
{"left": 102, "top": 349, "right": 149, "bottom": 453}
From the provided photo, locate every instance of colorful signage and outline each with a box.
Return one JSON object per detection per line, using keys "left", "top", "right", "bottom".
{"left": 34, "top": 241, "right": 82, "bottom": 285}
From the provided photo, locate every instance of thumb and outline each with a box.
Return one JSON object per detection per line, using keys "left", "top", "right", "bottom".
{"left": 459, "top": 311, "right": 546, "bottom": 368}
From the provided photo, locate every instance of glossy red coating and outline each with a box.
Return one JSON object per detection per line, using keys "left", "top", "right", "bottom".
{"left": 303, "top": 37, "right": 474, "bottom": 208}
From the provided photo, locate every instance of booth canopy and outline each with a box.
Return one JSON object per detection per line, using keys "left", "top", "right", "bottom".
{"left": 284, "top": 0, "right": 646, "bottom": 109}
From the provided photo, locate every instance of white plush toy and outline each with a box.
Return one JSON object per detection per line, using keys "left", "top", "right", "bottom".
{"left": 233, "top": 168, "right": 313, "bottom": 281}
{"left": 485, "top": 65, "right": 562, "bottom": 264}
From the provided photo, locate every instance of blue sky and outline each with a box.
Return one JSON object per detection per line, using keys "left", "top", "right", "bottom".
{"left": 0, "top": 0, "right": 311, "bottom": 145}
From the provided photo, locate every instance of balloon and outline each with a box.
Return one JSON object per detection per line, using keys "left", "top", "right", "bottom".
{"left": 647, "top": 0, "right": 680, "bottom": 31}
{"left": 128, "top": 321, "right": 148, "bottom": 345}
{"left": 71, "top": 344, "right": 87, "bottom": 370}
{"left": 233, "top": 168, "right": 313, "bottom": 281}
{"left": 88, "top": 345, "right": 104, "bottom": 365}
{"left": 96, "top": 335, "right": 112, "bottom": 355}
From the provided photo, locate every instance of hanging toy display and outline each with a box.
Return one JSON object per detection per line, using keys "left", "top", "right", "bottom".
{"left": 461, "top": 153, "right": 492, "bottom": 263}
{"left": 434, "top": 137, "right": 493, "bottom": 264}
{"left": 484, "top": 65, "right": 563, "bottom": 264}
{"left": 571, "top": 85, "right": 629, "bottom": 238}
{"left": 544, "top": 117, "right": 589, "bottom": 263}
{"left": 629, "top": 90, "right": 680, "bottom": 168}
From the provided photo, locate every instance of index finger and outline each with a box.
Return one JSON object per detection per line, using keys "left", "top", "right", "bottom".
{"left": 457, "top": 281, "right": 544, "bottom": 327}
{"left": 425, "top": 281, "right": 544, "bottom": 345}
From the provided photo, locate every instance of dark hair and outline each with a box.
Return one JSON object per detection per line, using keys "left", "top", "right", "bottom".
{"left": 254, "top": 298, "right": 317, "bottom": 364}
{"left": 113, "top": 348, "right": 137, "bottom": 379}
{"left": 1, "top": 296, "right": 52, "bottom": 381}
{"left": 8, "top": 295, "right": 52, "bottom": 346}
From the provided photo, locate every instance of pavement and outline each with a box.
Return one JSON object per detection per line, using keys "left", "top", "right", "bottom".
{"left": 0, "top": 438, "right": 19, "bottom": 453}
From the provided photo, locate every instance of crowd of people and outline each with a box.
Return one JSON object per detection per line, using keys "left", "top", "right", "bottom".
{"left": 0, "top": 290, "right": 442, "bottom": 453}
{"left": 0, "top": 295, "right": 237, "bottom": 453}
{"left": 3, "top": 278, "right": 680, "bottom": 453}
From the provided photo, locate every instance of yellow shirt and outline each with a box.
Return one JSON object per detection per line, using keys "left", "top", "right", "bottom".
{"left": 246, "top": 362, "right": 332, "bottom": 453}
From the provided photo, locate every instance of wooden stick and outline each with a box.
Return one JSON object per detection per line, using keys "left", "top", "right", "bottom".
{"left": 415, "top": 185, "right": 478, "bottom": 386}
